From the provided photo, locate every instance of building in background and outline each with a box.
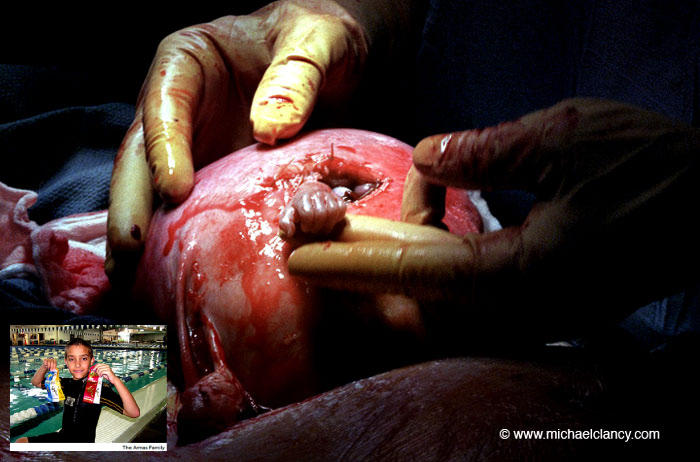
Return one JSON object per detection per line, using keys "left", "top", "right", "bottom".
{"left": 9, "top": 325, "right": 166, "bottom": 347}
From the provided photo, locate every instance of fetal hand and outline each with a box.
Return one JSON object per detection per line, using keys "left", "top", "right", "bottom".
{"left": 279, "top": 181, "right": 348, "bottom": 238}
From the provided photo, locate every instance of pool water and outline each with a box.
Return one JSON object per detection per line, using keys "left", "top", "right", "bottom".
{"left": 10, "top": 346, "right": 167, "bottom": 441}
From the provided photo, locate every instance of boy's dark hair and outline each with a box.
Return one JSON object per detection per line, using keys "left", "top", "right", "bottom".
{"left": 64, "top": 338, "right": 93, "bottom": 359}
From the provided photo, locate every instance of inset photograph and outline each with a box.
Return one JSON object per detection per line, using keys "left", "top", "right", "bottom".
{"left": 10, "top": 325, "right": 167, "bottom": 448}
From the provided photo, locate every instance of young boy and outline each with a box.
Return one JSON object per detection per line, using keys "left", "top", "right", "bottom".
{"left": 16, "top": 338, "right": 140, "bottom": 443}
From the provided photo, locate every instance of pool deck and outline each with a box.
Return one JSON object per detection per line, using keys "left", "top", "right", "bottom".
{"left": 95, "top": 376, "right": 167, "bottom": 443}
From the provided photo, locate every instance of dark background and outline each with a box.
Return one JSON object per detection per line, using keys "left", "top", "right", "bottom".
{"left": 1, "top": 5, "right": 271, "bottom": 109}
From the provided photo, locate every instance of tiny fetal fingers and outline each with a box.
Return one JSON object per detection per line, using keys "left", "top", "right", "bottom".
{"left": 297, "top": 188, "right": 347, "bottom": 234}
{"left": 278, "top": 206, "right": 298, "bottom": 238}
{"left": 319, "top": 193, "right": 347, "bottom": 234}
{"left": 279, "top": 181, "right": 347, "bottom": 238}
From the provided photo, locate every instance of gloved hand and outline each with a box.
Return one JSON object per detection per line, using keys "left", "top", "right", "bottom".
{"left": 105, "top": 0, "right": 369, "bottom": 280}
{"left": 288, "top": 98, "right": 700, "bottom": 334}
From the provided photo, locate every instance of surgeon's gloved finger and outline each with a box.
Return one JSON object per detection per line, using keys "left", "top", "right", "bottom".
{"left": 288, "top": 240, "right": 470, "bottom": 298}
{"left": 251, "top": 4, "right": 367, "bottom": 144}
{"left": 142, "top": 33, "right": 209, "bottom": 204}
{"left": 288, "top": 226, "right": 524, "bottom": 304}
{"left": 412, "top": 102, "right": 580, "bottom": 192}
{"left": 335, "top": 215, "right": 463, "bottom": 244}
{"left": 401, "top": 165, "right": 446, "bottom": 226}
{"left": 288, "top": 215, "right": 514, "bottom": 301}
{"left": 106, "top": 118, "right": 153, "bottom": 279}
{"left": 251, "top": 59, "right": 321, "bottom": 145}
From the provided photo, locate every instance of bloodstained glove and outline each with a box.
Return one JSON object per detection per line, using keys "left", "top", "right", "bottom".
{"left": 106, "top": 0, "right": 368, "bottom": 280}
{"left": 288, "top": 98, "right": 700, "bottom": 334}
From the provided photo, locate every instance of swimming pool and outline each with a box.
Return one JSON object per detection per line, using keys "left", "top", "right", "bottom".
{"left": 10, "top": 346, "right": 167, "bottom": 442}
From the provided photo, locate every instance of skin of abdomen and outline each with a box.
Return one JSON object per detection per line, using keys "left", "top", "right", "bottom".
{"left": 134, "top": 129, "right": 481, "bottom": 409}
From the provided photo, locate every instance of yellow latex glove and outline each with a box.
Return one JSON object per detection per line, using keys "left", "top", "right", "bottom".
{"left": 106, "top": 0, "right": 368, "bottom": 280}
{"left": 289, "top": 98, "right": 700, "bottom": 333}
